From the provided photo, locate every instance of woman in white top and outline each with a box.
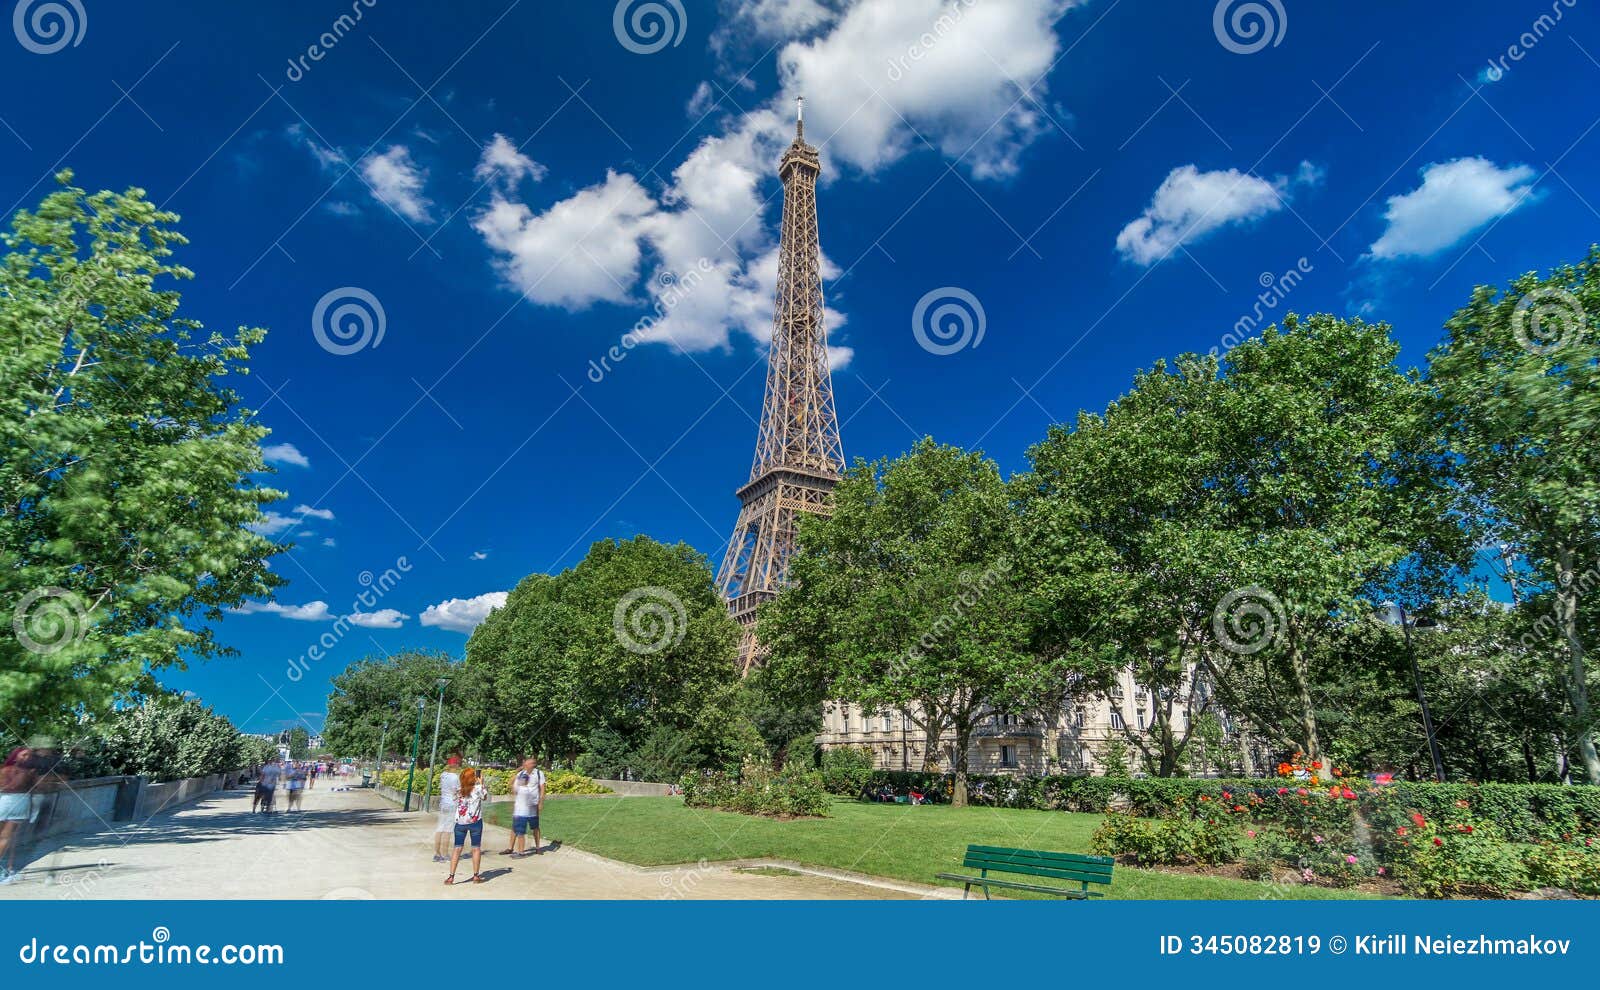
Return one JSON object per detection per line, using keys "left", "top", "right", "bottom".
{"left": 433, "top": 755, "right": 461, "bottom": 863}
{"left": 445, "top": 767, "right": 489, "bottom": 885}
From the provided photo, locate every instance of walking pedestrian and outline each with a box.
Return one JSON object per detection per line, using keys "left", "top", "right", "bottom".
{"left": 504, "top": 756, "right": 545, "bottom": 858}
{"left": 0, "top": 747, "right": 40, "bottom": 883}
{"left": 445, "top": 766, "right": 488, "bottom": 885}
{"left": 433, "top": 754, "right": 461, "bottom": 863}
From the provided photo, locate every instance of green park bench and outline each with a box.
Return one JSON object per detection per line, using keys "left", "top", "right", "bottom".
{"left": 935, "top": 844, "right": 1114, "bottom": 900}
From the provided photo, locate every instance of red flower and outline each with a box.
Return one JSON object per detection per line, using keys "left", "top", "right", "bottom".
{"left": 1342, "top": 789, "right": 1356, "bottom": 800}
{"left": 1234, "top": 805, "right": 1245, "bottom": 812}
{"left": 1200, "top": 795, "right": 1210, "bottom": 802}
{"left": 1223, "top": 791, "right": 1232, "bottom": 800}
{"left": 1296, "top": 788, "right": 1308, "bottom": 797}
{"left": 1396, "top": 826, "right": 1408, "bottom": 836}
{"left": 1311, "top": 761, "right": 1322, "bottom": 770}
{"left": 1410, "top": 813, "right": 1426, "bottom": 828}
{"left": 1432, "top": 837, "right": 1443, "bottom": 847}
{"left": 1277, "top": 787, "right": 1288, "bottom": 795}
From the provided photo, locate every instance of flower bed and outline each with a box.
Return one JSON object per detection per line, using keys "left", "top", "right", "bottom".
{"left": 1081, "top": 762, "right": 1599, "bottom": 898}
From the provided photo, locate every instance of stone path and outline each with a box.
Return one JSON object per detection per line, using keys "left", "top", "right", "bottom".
{"left": 0, "top": 783, "right": 916, "bottom": 900}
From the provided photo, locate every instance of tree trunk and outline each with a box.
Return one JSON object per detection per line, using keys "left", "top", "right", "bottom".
{"left": 1287, "top": 641, "right": 1331, "bottom": 781}
{"left": 951, "top": 718, "right": 972, "bottom": 807}
{"left": 919, "top": 710, "right": 947, "bottom": 772}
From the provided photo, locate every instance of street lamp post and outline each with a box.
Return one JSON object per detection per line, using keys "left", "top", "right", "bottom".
{"left": 1397, "top": 603, "right": 1446, "bottom": 783}
{"left": 374, "top": 720, "right": 391, "bottom": 789}
{"left": 421, "top": 677, "right": 450, "bottom": 812}
{"left": 403, "top": 697, "right": 426, "bottom": 811}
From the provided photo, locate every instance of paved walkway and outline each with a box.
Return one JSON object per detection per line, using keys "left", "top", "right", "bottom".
{"left": 0, "top": 783, "right": 915, "bottom": 900}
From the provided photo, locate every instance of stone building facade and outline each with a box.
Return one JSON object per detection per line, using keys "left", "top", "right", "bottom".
{"left": 816, "top": 667, "right": 1270, "bottom": 777}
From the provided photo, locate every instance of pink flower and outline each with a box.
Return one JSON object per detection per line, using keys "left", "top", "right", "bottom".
{"left": 1345, "top": 855, "right": 1357, "bottom": 865}
{"left": 1246, "top": 830, "right": 1256, "bottom": 838}
{"left": 1313, "top": 834, "right": 1324, "bottom": 844}
{"left": 1377, "top": 867, "right": 1386, "bottom": 876}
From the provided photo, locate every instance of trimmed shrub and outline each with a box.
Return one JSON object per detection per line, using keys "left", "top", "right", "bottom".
{"left": 820, "top": 746, "right": 875, "bottom": 796}
{"left": 378, "top": 768, "right": 609, "bottom": 796}
{"left": 1090, "top": 808, "right": 1241, "bottom": 866}
{"left": 681, "top": 761, "right": 829, "bottom": 817}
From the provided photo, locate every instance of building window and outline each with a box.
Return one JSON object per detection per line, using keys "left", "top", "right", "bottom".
{"left": 840, "top": 708, "right": 849, "bottom": 733}
{"left": 1110, "top": 711, "right": 1125, "bottom": 730}
{"left": 882, "top": 714, "right": 893, "bottom": 732}
{"left": 1000, "top": 745, "right": 1017, "bottom": 768}
{"left": 1074, "top": 708, "right": 1085, "bottom": 727}
{"left": 1137, "top": 713, "right": 1146, "bottom": 730}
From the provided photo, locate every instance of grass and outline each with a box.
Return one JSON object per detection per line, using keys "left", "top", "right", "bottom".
{"left": 485, "top": 796, "right": 1379, "bottom": 899}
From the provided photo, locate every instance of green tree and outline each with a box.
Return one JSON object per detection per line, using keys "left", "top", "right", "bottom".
{"left": 322, "top": 650, "right": 478, "bottom": 760}
{"left": 0, "top": 175, "right": 284, "bottom": 735}
{"left": 91, "top": 696, "right": 248, "bottom": 781}
{"left": 286, "top": 726, "right": 310, "bottom": 760}
{"left": 1428, "top": 250, "right": 1600, "bottom": 782}
{"left": 467, "top": 536, "right": 742, "bottom": 763}
{"left": 760, "top": 439, "right": 1058, "bottom": 805}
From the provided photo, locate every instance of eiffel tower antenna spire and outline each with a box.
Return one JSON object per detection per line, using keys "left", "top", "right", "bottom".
{"left": 715, "top": 96, "right": 843, "bottom": 674}
{"left": 796, "top": 95, "right": 804, "bottom": 139}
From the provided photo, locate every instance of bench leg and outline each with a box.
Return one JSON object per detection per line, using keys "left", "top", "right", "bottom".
{"left": 962, "top": 882, "right": 971, "bottom": 900}
{"left": 981, "top": 883, "right": 991, "bottom": 900}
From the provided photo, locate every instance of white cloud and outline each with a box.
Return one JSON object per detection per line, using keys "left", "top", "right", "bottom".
{"left": 420, "top": 592, "right": 508, "bottom": 633}
{"left": 248, "top": 511, "right": 300, "bottom": 536}
{"left": 294, "top": 504, "right": 335, "bottom": 521}
{"left": 262, "top": 442, "right": 309, "bottom": 468}
{"left": 475, "top": 0, "right": 1081, "bottom": 361}
{"left": 469, "top": 551, "right": 488, "bottom": 561}
{"left": 1115, "top": 164, "right": 1310, "bottom": 265}
{"left": 360, "top": 145, "right": 433, "bottom": 224}
{"left": 287, "top": 124, "right": 344, "bottom": 172}
{"left": 473, "top": 170, "right": 657, "bottom": 309}
{"left": 345, "top": 609, "right": 409, "bottom": 630}
{"left": 322, "top": 537, "right": 337, "bottom": 548}
{"left": 713, "top": 0, "right": 839, "bottom": 51}
{"left": 474, "top": 133, "right": 547, "bottom": 190}
{"left": 1368, "top": 157, "right": 1538, "bottom": 260}
{"left": 231, "top": 600, "right": 334, "bottom": 622}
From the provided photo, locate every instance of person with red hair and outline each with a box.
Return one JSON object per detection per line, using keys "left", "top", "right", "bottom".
{"left": 445, "top": 765, "right": 489, "bottom": 885}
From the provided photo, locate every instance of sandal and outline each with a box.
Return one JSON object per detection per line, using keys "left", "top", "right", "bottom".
{"left": 472, "top": 874, "right": 484, "bottom": 884}
{"left": 444, "top": 874, "right": 455, "bottom": 885}
{"left": 498, "top": 848, "right": 514, "bottom": 855}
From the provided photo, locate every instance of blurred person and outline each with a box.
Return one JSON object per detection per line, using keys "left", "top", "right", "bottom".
{"left": 285, "top": 762, "right": 306, "bottom": 810}
{"left": 504, "top": 756, "right": 545, "bottom": 858}
{"left": 433, "top": 754, "right": 461, "bottom": 863}
{"left": 255, "top": 758, "right": 281, "bottom": 813}
{"left": 0, "top": 747, "right": 39, "bottom": 883}
{"left": 445, "top": 766, "right": 488, "bottom": 885}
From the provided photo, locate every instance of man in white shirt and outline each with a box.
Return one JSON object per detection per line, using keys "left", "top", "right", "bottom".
{"left": 433, "top": 754, "right": 462, "bottom": 864}
{"left": 506, "top": 756, "right": 545, "bottom": 857}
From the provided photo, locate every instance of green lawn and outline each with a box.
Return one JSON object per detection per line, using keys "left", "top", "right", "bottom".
{"left": 486, "top": 796, "right": 1378, "bottom": 899}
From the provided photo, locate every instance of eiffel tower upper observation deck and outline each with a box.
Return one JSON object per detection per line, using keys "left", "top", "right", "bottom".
{"left": 715, "top": 97, "right": 845, "bottom": 674}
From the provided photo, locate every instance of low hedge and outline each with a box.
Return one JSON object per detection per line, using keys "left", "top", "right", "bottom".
{"left": 862, "top": 771, "right": 1600, "bottom": 843}
{"left": 681, "top": 763, "right": 829, "bottom": 818}
{"left": 377, "top": 768, "right": 610, "bottom": 797}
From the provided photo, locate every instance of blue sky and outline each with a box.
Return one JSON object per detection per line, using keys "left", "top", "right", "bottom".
{"left": 4, "top": 0, "right": 1596, "bottom": 734}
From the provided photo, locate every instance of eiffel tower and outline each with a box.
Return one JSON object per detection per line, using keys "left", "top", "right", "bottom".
{"left": 715, "top": 97, "right": 844, "bottom": 674}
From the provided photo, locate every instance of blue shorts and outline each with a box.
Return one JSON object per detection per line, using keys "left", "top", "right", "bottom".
{"left": 452, "top": 820, "right": 483, "bottom": 847}
{"left": 512, "top": 814, "right": 539, "bottom": 835}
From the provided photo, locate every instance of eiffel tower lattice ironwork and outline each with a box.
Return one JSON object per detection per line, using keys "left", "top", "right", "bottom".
{"left": 715, "top": 97, "right": 844, "bottom": 674}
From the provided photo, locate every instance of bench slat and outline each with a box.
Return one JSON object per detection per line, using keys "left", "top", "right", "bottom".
{"left": 965, "top": 847, "right": 1112, "bottom": 867}
{"left": 963, "top": 853, "right": 1114, "bottom": 875}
